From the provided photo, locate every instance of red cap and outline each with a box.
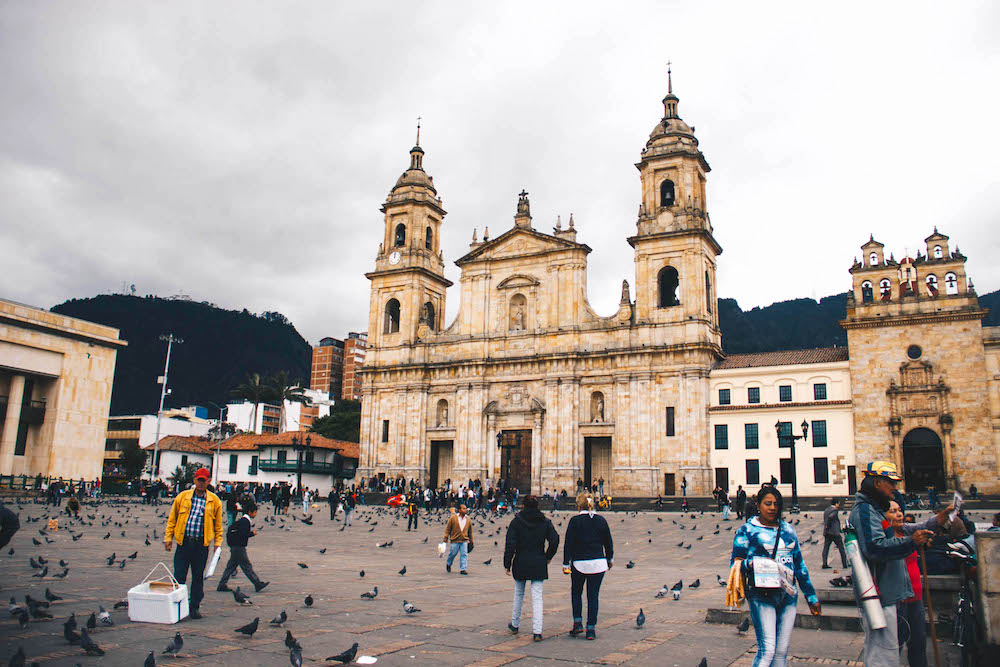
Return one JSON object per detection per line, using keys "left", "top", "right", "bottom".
{"left": 194, "top": 467, "right": 211, "bottom": 480}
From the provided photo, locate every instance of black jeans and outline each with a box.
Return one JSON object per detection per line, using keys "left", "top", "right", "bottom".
{"left": 570, "top": 568, "right": 605, "bottom": 628}
{"left": 218, "top": 546, "right": 262, "bottom": 589}
{"left": 822, "top": 534, "right": 847, "bottom": 567}
{"left": 898, "top": 600, "right": 927, "bottom": 667}
{"left": 329, "top": 502, "right": 337, "bottom": 520}
{"left": 174, "top": 540, "right": 209, "bottom": 610}
{"left": 407, "top": 512, "right": 418, "bottom": 530}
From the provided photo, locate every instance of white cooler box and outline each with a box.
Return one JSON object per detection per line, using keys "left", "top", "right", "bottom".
{"left": 128, "top": 563, "right": 189, "bottom": 624}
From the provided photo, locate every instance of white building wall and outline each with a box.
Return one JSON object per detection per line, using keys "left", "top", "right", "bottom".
{"left": 154, "top": 449, "right": 213, "bottom": 478}
{"left": 227, "top": 391, "right": 333, "bottom": 434}
{"left": 138, "top": 415, "right": 212, "bottom": 448}
{"left": 709, "top": 360, "right": 856, "bottom": 498}
{"left": 213, "top": 445, "right": 338, "bottom": 493}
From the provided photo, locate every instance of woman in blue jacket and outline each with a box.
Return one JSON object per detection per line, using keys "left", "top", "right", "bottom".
{"left": 730, "top": 486, "right": 820, "bottom": 667}
{"left": 562, "top": 493, "right": 613, "bottom": 640}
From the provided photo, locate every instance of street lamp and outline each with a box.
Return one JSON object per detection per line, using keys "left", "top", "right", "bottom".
{"left": 205, "top": 401, "right": 226, "bottom": 487}
{"left": 291, "top": 434, "right": 311, "bottom": 499}
{"left": 774, "top": 419, "right": 809, "bottom": 513}
{"left": 150, "top": 334, "right": 183, "bottom": 480}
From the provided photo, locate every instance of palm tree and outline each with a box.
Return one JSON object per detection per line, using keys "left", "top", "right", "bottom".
{"left": 230, "top": 372, "right": 275, "bottom": 432}
{"left": 268, "top": 370, "right": 312, "bottom": 433}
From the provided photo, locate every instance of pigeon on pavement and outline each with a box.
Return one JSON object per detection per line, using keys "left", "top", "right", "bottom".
{"left": 145, "top": 650, "right": 157, "bottom": 667}
{"left": 80, "top": 627, "right": 105, "bottom": 656}
{"left": 360, "top": 586, "right": 378, "bottom": 600}
{"left": 403, "top": 600, "right": 421, "bottom": 613}
{"left": 270, "top": 610, "right": 287, "bottom": 626}
{"left": 235, "top": 617, "right": 260, "bottom": 637}
{"left": 326, "top": 642, "right": 359, "bottom": 664}
{"left": 163, "top": 632, "right": 183, "bottom": 656}
{"left": 233, "top": 587, "right": 253, "bottom": 605}
{"left": 98, "top": 605, "right": 113, "bottom": 626}
{"left": 737, "top": 616, "right": 751, "bottom": 634}
{"left": 690, "top": 579, "right": 701, "bottom": 588}
{"left": 636, "top": 608, "right": 645, "bottom": 628}
{"left": 398, "top": 565, "right": 406, "bottom": 575}
{"left": 304, "top": 594, "right": 314, "bottom": 607}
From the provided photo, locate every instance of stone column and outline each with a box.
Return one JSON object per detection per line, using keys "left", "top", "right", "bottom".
{"left": 888, "top": 418, "right": 902, "bottom": 485}
{"left": 532, "top": 410, "right": 544, "bottom": 494}
{"left": 941, "top": 426, "right": 955, "bottom": 489}
{"left": 0, "top": 375, "right": 25, "bottom": 474}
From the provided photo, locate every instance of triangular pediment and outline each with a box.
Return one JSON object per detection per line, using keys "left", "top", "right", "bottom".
{"left": 456, "top": 227, "right": 590, "bottom": 266}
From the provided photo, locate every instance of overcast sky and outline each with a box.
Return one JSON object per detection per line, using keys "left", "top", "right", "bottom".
{"left": 3, "top": 1, "right": 998, "bottom": 345}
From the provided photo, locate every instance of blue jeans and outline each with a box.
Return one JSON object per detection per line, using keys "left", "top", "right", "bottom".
{"left": 570, "top": 568, "right": 605, "bottom": 629}
{"left": 446, "top": 542, "right": 468, "bottom": 570}
{"left": 748, "top": 597, "right": 797, "bottom": 667}
{"left": 512, "top": 580, "right": 544, "bottom": 634}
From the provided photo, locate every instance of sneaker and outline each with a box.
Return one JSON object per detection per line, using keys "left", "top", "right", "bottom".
{"left": 446, "top": 564, "right": 451, "bottom": 573}
{"left": 254, "top": 582, "right": 269, "bottom": 593}
{"left": 507, "top": 623, "right": 518, "bottom": 634}
{"left": 533, "top": 634, "right": 543, "bottom": 642}
{"left": 460, "top": 570, "right": 468, "bottom": 575}
{"left": 569, "top": 622, "right": 584, "bottom": 637}
{"left": 216, "top": 585, "right": 231, "bottom": 592}
{"left": 585, "top": 629, "right": 596, "bottom": 640}
{"left": 822, "top": 565, "right": 831, "bottom": 569}
{"left": 189, "top": 608, "right": 203, "bottom": 620}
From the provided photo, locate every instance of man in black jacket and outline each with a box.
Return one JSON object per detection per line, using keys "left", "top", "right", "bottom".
{"left": 504, "top": 496, "right": 559, "bottom": 641}
{"left": 0, "top": 500, "right": 19, "bottom": 549}
{"left": 328, "top": 487, "right": 339, "bottom": 521}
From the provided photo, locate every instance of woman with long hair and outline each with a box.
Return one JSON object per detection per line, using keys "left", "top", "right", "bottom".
{"left": 562, "top": 492, "right": 614, "bottom": 640}
{"left": 503, "top": 495, "right": 560, "bottom": 641}
{"left": 728, "top": 486, "right": 820, "bottom": 666}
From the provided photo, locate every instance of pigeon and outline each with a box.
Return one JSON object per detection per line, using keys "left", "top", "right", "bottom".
{"left": 655, "top": 585, "right": 668, "bottom": 598}
{"left": 32, "top": 538, "right": 42, "bottom": 546}
{"left": 119, "top": 559, "right": 127, "bottom": 569}
{"left": 297, "top": 563, "right": 308, "bottom": 569}
{"left": 626, "top": 560, "right": 636, "bottom": 569}
{"left": 28, "top": 604, "right": 52, "bottom": 619}
{"left": 360, "top": 586, "right": 378, "bottom": 600}
{"left": 402, "top": 600, "right": 421, "bottom": 613}
{"left": 86, "top": 612, "right": 97, "bottom": 629}
{"left": 29, "top": 557, "right": 41, "bottom": 569}
{"left": 54, "top": 568, "right": 70, "bottom": 578}
{"left": 270, "top": 610, "right": 287, "bottom": 626}
{"left": 671, "top": 580, "right": 683, "bottom": 591}
{"left": 233, "top": 587, "right": 253, "bottom": 605}
{"left": 482, "top": 558, "right": 492, "bottom": 565}
{"left": 235, "top": 617, "right": 259, "bottom": 637}
{"left": 284, "top": 630, "right": 298, "bottom": 649}
{"left": 690, "top": 579, "right": 701, "bottom": 589}
{"left": 80, "top": 627, "right": 105, "bottom": 656}
{"left": 737, "top": 616, "right": 751, "bottom": 634}
{"left": 128, "top": 551, "right": 138, "bottom": 559}
{"left": 684, "top": 544, "right": 692, "bottom": 550}
{"left": 106, "top": 553, "right": 116, "bottom": 566}
{"left": 8, "top": 647, "right": 25, "bottom": 667}
{"left": 326, "top": 642, "right": 359, "bottom": 664}
{"left": 717, "top": 574, "right": 726, "bottom": 586}
{"left": 44, "top": 588, "right": 62, "bottom": 602}
{"left": 103, "top": 533, "right": 110, "bottom": 540}
{"left": 636, "top": 608, "right": 645, "bottom": 628}
{"left": 290, "top": 643, "right": 303, "bottom": 667}
{"left": 698, "top": 658, "right": 708, "bottom": 667}
{"left": 422, "top": 536, "right": 428, "bottom": 543}
{"left": 113, "top": 599, "right": 129, "bottom": 609}
{"left": 15, "top": 608, "right": 29, "bottom": 629}
{"left": 33, "top": 566, "right": 48, "bottom": 578}
{"left": 304, "top": 594, "right": 313, "bottom": 607}
{"left": 398, "top": 565, "right": 407, "bottom": 575}
{"left": 359, "top": 570, "right": 365, "bottom": 578}
{"left": 319, "top": 548, "right": 327, "bottom": 554}
{"left": 163, "top": 632, "right": 183, "bottom": 655}
{"left": 98, "top": 605, "right": 113, "bottom": 626}
{"left": 63, "top": 618, "right": 81, "bottom": 644}
{"left": 145, "top": 650, "right": 157, "bottom": 667}
{"left": 145, "top": 537, "right": 151, "bottom": 546}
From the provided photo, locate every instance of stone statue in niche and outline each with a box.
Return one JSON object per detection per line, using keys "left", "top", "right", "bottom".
{"left": 510, "top": 304, "right": 525, "bottom": 331}
{"left": 419, "top": 302, "right": 433, "bottom": 326}
{"left": 437, "top": 403, "right": 448, "bottom": 427}
{"left": 592, "top": 394, "right": 605, "bottom": 422}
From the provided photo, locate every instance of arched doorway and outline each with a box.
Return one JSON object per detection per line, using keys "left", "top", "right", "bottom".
{"left": 902, "top": 427, "right": 945, "bottom": 491}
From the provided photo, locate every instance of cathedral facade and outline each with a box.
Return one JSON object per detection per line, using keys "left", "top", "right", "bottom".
{"left": 357, "top": 82, "right": 1000, "bottom": 497}
{"left": 358, "top": 81, "right": 722, "bottom": 496}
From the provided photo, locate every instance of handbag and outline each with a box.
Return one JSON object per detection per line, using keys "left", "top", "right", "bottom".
{"left": 747, "top": 522, "right": 795, "bottom": 596}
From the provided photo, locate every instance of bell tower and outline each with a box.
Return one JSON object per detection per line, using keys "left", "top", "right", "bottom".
{"left": 365, "top": 124, "right": 452, "bottom": 356}
{"left": 628, "top": 66, "right": 722, "bottom": 346}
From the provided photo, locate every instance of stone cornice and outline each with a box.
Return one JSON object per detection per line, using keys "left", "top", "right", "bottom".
{"left": 626, "top": 227, "right": 723, "bottom": 255}
{"left": 708, "top": 399, "right": 852, "bottom": 413}
{"left": 365, "top": 265, "right": 454, "bottom": 288}
{"left": 840, "top": 309, "right": 986, "bottom": 330}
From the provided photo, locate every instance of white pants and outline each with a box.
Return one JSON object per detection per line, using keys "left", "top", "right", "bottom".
{"left": 860, "top": 603, "right": 899, "bottom": 667}
{"left": 512, "top": 579, "right": 544, "bottom": 635}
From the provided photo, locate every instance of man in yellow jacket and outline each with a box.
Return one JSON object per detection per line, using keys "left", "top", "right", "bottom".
{"left": 164, "top": 467, "right": 223, "bottom": 619}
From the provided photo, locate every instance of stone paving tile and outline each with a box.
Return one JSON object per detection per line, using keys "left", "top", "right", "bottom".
{"left": 1, "top": 499, "right": 982, "bottom": 666}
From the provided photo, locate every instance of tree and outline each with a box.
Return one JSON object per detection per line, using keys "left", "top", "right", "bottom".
{"left": 168, "top": 463, "right": 200, "bottom": 488}
{"left": 208, "top": 421, "right": 237, "bottom": 440}
{"left": 311, "top": 400, "right": 361, "bottom": 442}
{"left": 269, "top": 370, "right": 311, "bottom": 433}
{"left": 119, "top": 441, "right": 148, "bottom": 481}
{"left": 230, "top": 372, "right": 276, "bottom": 432}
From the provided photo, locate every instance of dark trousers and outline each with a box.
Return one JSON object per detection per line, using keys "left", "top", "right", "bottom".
{"left": 822, "top": 534, "right": 847, "bottom": 567}
{"left": 407, "top": 512, "right": 418, "bottom": 530}
{"left": 570, "top": 569, "right": 605, "bottom": 628}
{"left": 329, "top": 502, "right": 338, "bottom": 520}
{"left": 898, "top": 600, "right": 927, "bottom": 667}
{"left": 174, "top": 539, "right": 209, "bottom": 610}
{"left": 217, "top": 546, "right": 262, "bottom": 589}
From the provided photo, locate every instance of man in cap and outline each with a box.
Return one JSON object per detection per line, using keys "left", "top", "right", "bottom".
{"left": 164, "top": 467, "right": 223, "bottom": 619}
{"left": 848, "top": 461, "right": 950, "bottom": 667}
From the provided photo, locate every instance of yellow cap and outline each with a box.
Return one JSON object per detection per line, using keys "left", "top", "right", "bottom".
{"left": 864, "top": 460, "right": 903, "bottom": 481}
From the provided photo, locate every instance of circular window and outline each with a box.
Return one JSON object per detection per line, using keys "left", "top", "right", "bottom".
{"left": 907, "top": 345, "right": 922, "bottom": 360}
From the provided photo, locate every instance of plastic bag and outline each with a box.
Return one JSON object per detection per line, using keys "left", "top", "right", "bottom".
{"left": 204, "top": 547, "right": 223, "bottom": 578}
{"left": 437, "top": 542, "right": 447, "bottom": 556}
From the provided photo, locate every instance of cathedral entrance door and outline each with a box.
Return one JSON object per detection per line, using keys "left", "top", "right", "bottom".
{"left": 499, "top": 429, "right": 532, "bottom": 494}
{"left": 429, "top": 441, "right": 453, "bottom": 489}
{"left": 902, "top": 427, "right": 945, "bottom": 491}
{"left": 584, "top": 437, "right": 612, "bottom": 491}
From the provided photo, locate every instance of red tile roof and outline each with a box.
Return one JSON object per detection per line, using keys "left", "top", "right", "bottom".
{"left": 715, "top": 347, "right": 849, "bottom": 370}
{"left": 145, "top": 435, "right": 216, "bottom": 454}
{"left": 220, "top": 431, "right": 360, "bottom": 459}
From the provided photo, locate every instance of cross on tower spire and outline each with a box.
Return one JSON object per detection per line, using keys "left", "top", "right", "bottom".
{"left": 416, "top": 116, "right": 421, "bottom": 146}
{"left": 667, "top": 60, "right": 672, "bottom": 94}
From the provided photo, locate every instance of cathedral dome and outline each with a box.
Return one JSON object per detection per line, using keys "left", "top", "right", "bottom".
{"left": 390, "top": 143, "right": 437, "bottom": 195}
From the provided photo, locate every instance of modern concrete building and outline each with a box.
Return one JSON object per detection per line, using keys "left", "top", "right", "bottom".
{"left": 0, "top": 298, "right": 126, "bottom": 480}
{"left": 311, "top": 337, "right": 344, "bottom": 399}
{"left": 226, "top": 388, "right": 333, "bottom": 435}
{"left": 342, "top": 332, "right": 367, "bottom": 402}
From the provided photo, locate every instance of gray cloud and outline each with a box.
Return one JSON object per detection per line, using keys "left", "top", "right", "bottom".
{"left": 3, "top": 1, "right": 998, "bottom": 344}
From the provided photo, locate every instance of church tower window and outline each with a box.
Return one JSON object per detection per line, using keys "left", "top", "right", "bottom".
{"left": 869, "top": 252, "right": 879, "bottom": 266}
{"left": 925, "top": 274, "right": 938, "bottom": 296}
{"left": 425, "top": 226, "right": 433, "bottom": 250}
{"left": 659, "top": 179, "right": 675, "bottom": 207}
{"left": 933, "top": 245, "right": 943, "bottom": 259}
{"left": 861, "top": 280, "right": 874, "bottom": 303}
{"left": 705, "top": 270, "right": 713, "bottom": 313}
{"left": 657, "top": 266, "right": 679, "bottom": 307}
{"left": 384, "top": 298, "right": 400, "bottom": 333}
{"left": 394, "top": 223, "right": 406, "bottom": 247}
{"left": 944, "top": 272, "right": 958, "bottom": 295}
{"left": 879, "top": 278, "right": 892, "bottom": 300}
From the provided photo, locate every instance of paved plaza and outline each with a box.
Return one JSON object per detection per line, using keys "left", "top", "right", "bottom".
{"left": 2, "top": 498, "right": 985, "bottom": 666}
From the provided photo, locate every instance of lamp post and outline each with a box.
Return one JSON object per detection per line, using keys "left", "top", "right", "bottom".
{"left": 205, "top": 401, "right": 226, "bottom": 487}
{"left": 291, "top": 434, "right": 310, "bottom": 498}
{"left": 774, "top": 419, "right": 809, "bottom": 513}
{"left": 150, "top": 334, "right": 183, "bottom": 480}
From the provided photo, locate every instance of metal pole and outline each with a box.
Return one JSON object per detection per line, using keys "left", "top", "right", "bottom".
{"left": 919, "top": 545, "right": 943, "bottom": 667}
{"left": 790, "top": 434, "right": 799, "bottom": 510}
{"left": 150, "top": 334, "right": 180, "bottom": 480}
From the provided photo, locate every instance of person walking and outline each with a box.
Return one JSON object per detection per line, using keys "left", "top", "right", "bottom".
{"left": 302, "top": 486, "right": 311, "bottom": 514}
{"left": 504, "top": 495, "right": 559, "bottom": 641}
{"left": 681, "top": 476, "right": 687, "bottom": 497}
{"left": 728, "top": 486, "right": 821, "bottom": 667}
{"left": 849, "top": 462, "right": 949, "bottom": 667}
{"left": 217, "top": 496, "right": 269, "bottom": 593}
{"left": 562, "top": 493, "right": 613, "bottom": 640}
{"left": 721, "top": 487, "right": 732, "bottom": 520}
{"left": 226, "top": 486, "right": 239, "bottom": 526}
{"left": 735, "top": 485, "right": 747, "bottom": 520}
{"left": 821, "top": 498, "right": 848, "bottom": 569}
{"left": 340, "top": 490, "right": 355, "bottom": 530}
{"left": 406, "top": 492, "right": 419, "bottom": 531}
{"left": 444, "top": 504, "right": 474, "bottom": 575}
{"left": 164, "top": 467, "right": 223, "bottom": 619}
{"left": 328, "top": 486, "right": 339, "bottom": 521}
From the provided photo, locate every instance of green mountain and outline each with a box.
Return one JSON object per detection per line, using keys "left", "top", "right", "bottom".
{"left": 50, "top": 287, "right": 998, "bottom": 416}
{"left": 50, "top": 295, "right": 311, "bottom": 416}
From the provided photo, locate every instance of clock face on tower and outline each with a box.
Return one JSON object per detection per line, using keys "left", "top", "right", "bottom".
{"left": 389, "top": 251, "right": 401, "bottom": 265}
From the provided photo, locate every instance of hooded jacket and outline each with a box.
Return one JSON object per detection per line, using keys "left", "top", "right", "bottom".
{"left": 503, "top": 508, "right": 560, "bottom": 581}
{"left": 848, "top": 481, "right": 939, "bottom": 607}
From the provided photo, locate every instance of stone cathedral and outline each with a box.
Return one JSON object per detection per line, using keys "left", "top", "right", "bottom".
{"left": 358, "top": 79, "right": 723, "bottom": 496}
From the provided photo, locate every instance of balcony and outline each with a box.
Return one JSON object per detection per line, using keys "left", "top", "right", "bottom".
{"left": 257, "top": 458, "right": 334, "bottom": 474}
